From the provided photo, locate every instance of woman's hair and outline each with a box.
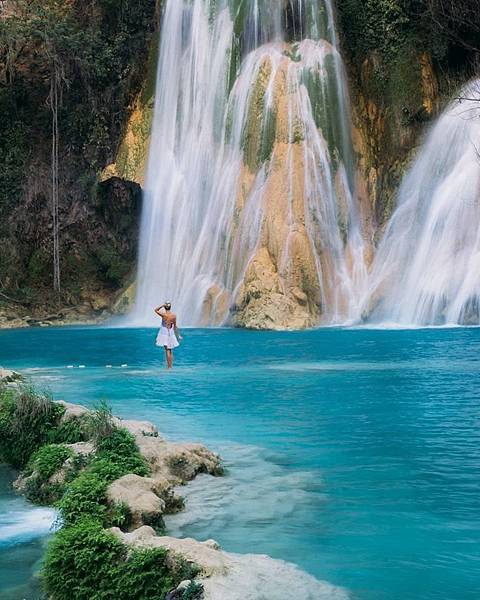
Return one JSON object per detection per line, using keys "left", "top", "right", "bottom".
{"left": 165, "top": 302, "right": 172, "bottom": 310}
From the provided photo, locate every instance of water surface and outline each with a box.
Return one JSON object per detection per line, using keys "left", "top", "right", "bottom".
{"left": 0, "top": 326, "right": 479, "bottom": 599}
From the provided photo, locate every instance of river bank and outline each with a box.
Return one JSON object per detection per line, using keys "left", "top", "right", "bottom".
{"left": 0, "top": 367, "right": 346, "bottom": 599}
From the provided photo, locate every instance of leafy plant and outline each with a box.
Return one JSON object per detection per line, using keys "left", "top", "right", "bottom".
{"left": 49, "top": 416, "right": 87, "bottom": 444}
{"left": 28, "top": 444, "right": 73, "bottom": 480}
{"left": 42, "top": 518, "right": 199, "bottom": 600}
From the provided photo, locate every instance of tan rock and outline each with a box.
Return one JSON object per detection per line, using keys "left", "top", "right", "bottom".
{"left": 135, "top": 436, "right": 223, "bottom": 483}
{"left": 114, "top": 418, "right": 160, "bottom": 438}
{"left": 0, "top": 368, "right": 22, "bottom": 383}
{"left": 111, "top": 527, "right": 348, "bottom": 600}
{"left": 111, "top": 527, "right": 229, "bottom": 577}
{"left": 55, "top": 400, "right": 89, "bottom": 423}
{"left": 107, "top": 474, "right": 166, "bottom": 530}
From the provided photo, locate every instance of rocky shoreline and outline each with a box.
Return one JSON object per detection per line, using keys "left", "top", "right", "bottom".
{"left": 0, "top": 368, "right": 347, "bottom": 599}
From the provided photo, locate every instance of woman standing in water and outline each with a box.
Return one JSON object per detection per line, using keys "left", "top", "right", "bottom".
{"left": 154, "top": 302, "right": 182, "bottom": 369}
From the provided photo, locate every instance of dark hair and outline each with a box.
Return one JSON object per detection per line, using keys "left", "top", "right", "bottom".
{"left": 165, "top": 302, "right": 172, "bottom": 310}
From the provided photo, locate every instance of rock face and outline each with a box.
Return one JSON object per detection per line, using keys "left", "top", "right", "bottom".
{"left": 107, "top": 423, "right": 223, "bottom": 531}
{"left": 349, "top": 52, "right": 441, "bottom": 231}
{"left": 112, "top": 526, "right": 349, "bottom": 600}
{"left": 212, "top": 41, "right": 372, "bottom": 329}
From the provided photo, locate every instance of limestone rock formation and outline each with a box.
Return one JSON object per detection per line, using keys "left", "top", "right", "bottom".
{"left": 112, "top": 526, "right": 348, "bottom": 600}
{"left": 107, "top": 474, "right": 168, "bottom": 530}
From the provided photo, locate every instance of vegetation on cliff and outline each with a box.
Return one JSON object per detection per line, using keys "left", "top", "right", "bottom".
{"left": 0, "top": 0, "right": 156, "bottom": 317}
{"left": 337, "top": 0, "right": 480, "bottom": 225}
{"left": 338, "top": 0, "right": 479, "bottom": 107}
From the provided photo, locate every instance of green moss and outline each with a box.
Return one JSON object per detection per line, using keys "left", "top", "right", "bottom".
{"left": 242, "top": 60, "right": 277, "bottom": 171}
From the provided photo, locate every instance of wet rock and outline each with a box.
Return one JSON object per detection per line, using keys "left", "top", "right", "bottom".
{"left": 135, "top": 436, "right": 223, "bottom": 483}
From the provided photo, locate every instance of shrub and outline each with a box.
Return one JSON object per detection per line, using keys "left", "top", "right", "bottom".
{"left": 23, "top": 444, "right": 74, "bottom": 504}
{"left": 42, "top": 518, "right": 199, "bottom": 600}
{"left": 49, "top": 417, "right": 87, "bottom": 444}
{"left": 28, "top": 444, "right": 74, "bottom": 480}
{"left": 94, "top": 428, "right": 150, "bottom": 479}
{"left": 58, "top": 427, "right": 149, "bottom": 526}
{"left": 83, "top": 400, "right": 116, "bottom": 444}
{"left": 182, "top": 582, "right": 204, "bottom": 600}
{"left": 0, "top": 384, "right": 64, "bottom": 468}
{"left": 25, "top": 476, "right": 66, "bottom": 506}
{"left": 58, "top": 472, "right": 109, "bottom": 526}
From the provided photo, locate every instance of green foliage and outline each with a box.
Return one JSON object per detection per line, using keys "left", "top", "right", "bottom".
{"left": 94, "top": 427, "right": 150, "bottom": 479}
{"left": 42, "top": 518, "right": 199, "bottom": 600}
{"left": 338, "top": 0, "right": 479, "bottom": 107}
{"left": 0, "top": 0, "right": 155, "bottom": 297}
{"left": 182, "top": 581, "right": 204, "bottom": 600}
{"left": 96, "top": 246, "right": 131, "bottom": 286}
{"left": 83, "top": 399, "right": 116, "bottom": 444}
{"left": 25, "top": 476, "right": 66, "bottom": 506}
{"left": 22, "top": 443, "right": 73, "bottom": 504}
{"left": 58, "top": 472, "right": 109, "bottom": 525}
{"left": 49, "top": 416, "right": 87, "bottom": 444}
{"left": 0, "top": 384, "right": 64, "bottom": 468}
{"left": 1, "top": 382, "right": 197, "bottom": 599}
{"left": 58, "top": 423, "right": 149, "bottom": 526}
{"left": 28, "top": 444, "right": 73, "bottom": 480}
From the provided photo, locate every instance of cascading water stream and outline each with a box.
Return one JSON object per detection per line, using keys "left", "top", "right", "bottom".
{"left": 130, "top": 0, "right": 368, "bottom": 327}
{"left": 363, "top": 80, "right": 480, "bottom": 326}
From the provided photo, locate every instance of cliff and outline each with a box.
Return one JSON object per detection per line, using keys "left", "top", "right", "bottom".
{"left": 1, "top": 0, "right": 478, "bottom": 329}
{"left": 337, "top": 0, "right": 479, "bottom": 230}
{"left": 0, "top": 0, "right": 159, "bottom": 326}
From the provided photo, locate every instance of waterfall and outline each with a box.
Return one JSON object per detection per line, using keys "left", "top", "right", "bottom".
{"left": 364, "top": 80, "right": 480, "bottom": 326}
{"left": 130, "top": 0, "right": 368, "bottom": 327}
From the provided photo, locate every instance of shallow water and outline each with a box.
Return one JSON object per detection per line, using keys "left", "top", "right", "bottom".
{"left": 1, "top": 326, "right": 479, "bottom": 599}
{"left": 0, "top": 464, "right": 55, "bottom": 599}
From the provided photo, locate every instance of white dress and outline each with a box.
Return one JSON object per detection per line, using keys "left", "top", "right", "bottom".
{"left": 156, "top": 324, "right": 179, "bottom": 349}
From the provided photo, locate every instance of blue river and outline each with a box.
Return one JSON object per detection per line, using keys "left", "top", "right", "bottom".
{"left": 0, "top": 326, "right": 479, "bottom": 599}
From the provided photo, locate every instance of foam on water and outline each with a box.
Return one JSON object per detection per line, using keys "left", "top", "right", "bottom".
{"left": 166, "top": 443, "right": 345, "bottom": 598}
{"left": 203, "top": 551, "right": 348, "bottom": 600}
{"left": 167, "top": 444, "right": 325, "bottom": 535}
{"left": 0, "top": 507, "right": 57, "bottom": 546}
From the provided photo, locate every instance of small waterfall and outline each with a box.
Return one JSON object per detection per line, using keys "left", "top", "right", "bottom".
{"left": 131, "top": 0, "right": 368, "bottom": 327}
{"left": 364, "top": 80, "right": 480, "bottom": 326}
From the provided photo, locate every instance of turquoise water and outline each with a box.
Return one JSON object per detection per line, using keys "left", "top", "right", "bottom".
{"left": 0, "top": 464, "right": 54, "bottom": 599}
{"left": 1, "top": 326, "right": 480, "bottom": 599}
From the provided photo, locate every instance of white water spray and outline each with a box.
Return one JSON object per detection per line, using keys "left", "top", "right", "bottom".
{"left": 364, "top": 80, "right": 480, "bottom": 326}
{"left": 130, "top": 0, "right": 368, "bottom": 327}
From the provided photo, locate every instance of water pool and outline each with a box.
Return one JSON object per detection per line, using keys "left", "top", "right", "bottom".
{"left": 0, "top": 326, "right": 479, "bottom": 599}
